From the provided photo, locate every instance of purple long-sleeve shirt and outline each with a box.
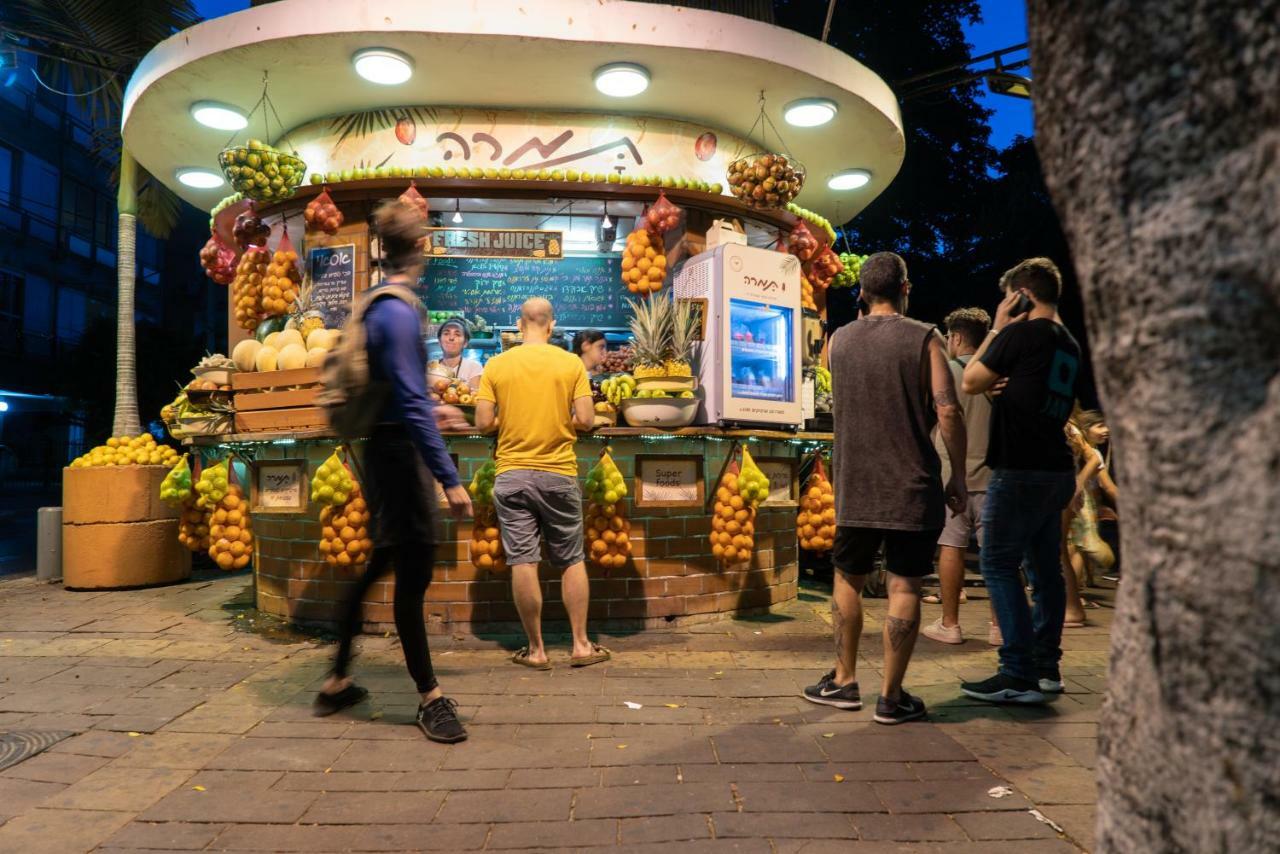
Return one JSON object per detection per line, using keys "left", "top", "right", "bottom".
{"left": 364, "top": 294, "right": 460, "bottom": 489}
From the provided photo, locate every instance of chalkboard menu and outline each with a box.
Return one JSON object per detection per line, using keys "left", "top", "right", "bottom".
{"left": 307, "top": 244, "right": 357, "bottom": 329}
{"left": 418, "top": 255, "right": 626, "bottom": 328}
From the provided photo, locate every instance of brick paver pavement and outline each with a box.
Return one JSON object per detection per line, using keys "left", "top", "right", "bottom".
{"left": 0, "top": 570, "right": 1110, "bottom": 852}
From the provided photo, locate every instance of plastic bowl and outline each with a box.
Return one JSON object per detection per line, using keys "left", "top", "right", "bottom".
{"left": 620, "top": 396, "right": 699, "bottom": 429}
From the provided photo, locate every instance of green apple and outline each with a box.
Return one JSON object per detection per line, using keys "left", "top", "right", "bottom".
{"left": 469, "top": 167, "right": 484, "bottom": 179}
{"left": 710, "top": 182, "right": 724, "bottom": 194}
{"left": 550, "top": 169, "right": 565, "bottom": 181}
{"left": 513, "top": 169, "right": 527, "bottom": 179}
{"left": 309, "top": 173, "right": 323, "bottom": 185}
{"left": 484, "top": 168, "right": 498, "bottom": 179}
{"left": 620, "top": 174, "right": 634, "bottom": 185}
{"left": 594, "top": 173, "right": 608, "bottom": 183}
{"left": 538, "top": 168, "right": 552, "bottom": 180}
{"left": 444, "top": 166, "right": 457, "bottom": 178}
{"left": 498, "top": 167, "right": 511, "bottom": 179}
{"left": 566, "top": 169, "right": 579, "bottom": 181}
{"left": 607, "top": 172, "right": 620, "bottom": 184}
{"left": 430, "top": 166, "right": 444, "bottom": 178}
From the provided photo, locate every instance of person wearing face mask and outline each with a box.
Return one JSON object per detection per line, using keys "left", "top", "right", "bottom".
{"left": 572, "top": 328, "right": 609, "bottom": 376}
{"left": 429, "top": 318, "right": 484, "bottom": 389}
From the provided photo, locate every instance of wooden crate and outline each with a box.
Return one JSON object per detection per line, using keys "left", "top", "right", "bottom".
{"left": 232, "top": 367, "right": 327, "bottom": 432}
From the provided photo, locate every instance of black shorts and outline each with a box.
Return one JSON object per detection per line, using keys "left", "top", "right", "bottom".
{"left": 833, "top": 526, "right": 941, "bottom": 579}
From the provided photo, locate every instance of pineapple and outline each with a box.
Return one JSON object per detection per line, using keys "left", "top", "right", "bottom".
{"left": 627, "top": 296, "right": 672, "bottom": 379}
{"left": 286, "top": 276, "right": 327, "bottom": 343}
{"left": 665, "top": 298, "right": 698, "bottom": 377}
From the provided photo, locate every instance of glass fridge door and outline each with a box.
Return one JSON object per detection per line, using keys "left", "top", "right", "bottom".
{"left": 728, "top": 298, "right": 793, "bottom": 402}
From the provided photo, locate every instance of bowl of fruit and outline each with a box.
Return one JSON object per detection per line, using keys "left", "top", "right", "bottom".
{"left": 620, "top": 389, "right": 699, "bottom": 429}
{"left": 219, "top": 140, "right": 306, "bottom": 203}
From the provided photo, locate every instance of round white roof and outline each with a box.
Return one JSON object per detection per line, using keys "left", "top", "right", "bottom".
{"left": 123, "top": 0, "right": 904, "bottom": 219}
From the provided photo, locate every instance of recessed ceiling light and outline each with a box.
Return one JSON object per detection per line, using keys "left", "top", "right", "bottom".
{"left": 828, "top": 169, "right": 871, "bottom": 191}
{"left": 353, "top": 48, "right": 413, "bottom": 85}
{"left": 190, "top": 101, "right": 247, "bottom": 130}
{"left": 783, "top": 98, "right": 838, "bottom": 128}
{"left": 594, "top": 62, "right": 649, "bottom": 98}
{"left": 175, "top": 168, "right": 224, "bottom": 189}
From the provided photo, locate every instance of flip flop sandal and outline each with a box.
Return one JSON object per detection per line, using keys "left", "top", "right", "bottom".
{"left": 312, "top": 684, "right": 369, "bottom": 717}
{"left": 1063, "top": 619, "right": 1088, "bottom": 628}
{"left": 570, "top": 644, "right": 612, "bottom": 668}
{"left": 511, "top": 647, "right": 552, "bottom": 670}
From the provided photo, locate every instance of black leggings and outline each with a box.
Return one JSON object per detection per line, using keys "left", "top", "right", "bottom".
{"left": 333, "top": 541, "right": 438, "bottom": 694}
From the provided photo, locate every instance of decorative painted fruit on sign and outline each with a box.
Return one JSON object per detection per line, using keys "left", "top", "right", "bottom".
{"left": 395, "top": 115, "right": 417, "bottom": 145}
{"left": 694, "top": 131, "right": 717, "bottom": 161}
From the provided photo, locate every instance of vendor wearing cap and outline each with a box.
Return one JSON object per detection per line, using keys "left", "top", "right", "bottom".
{"left": 429, "top": 318, "right": 484, "bottom": 389}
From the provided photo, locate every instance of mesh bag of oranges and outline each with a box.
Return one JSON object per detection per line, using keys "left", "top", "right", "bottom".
{"left": 584, "top": 451, "right": 631, "bottom": 569}
{"left": 709, "top": 447, "right": 770, "bottom": 567}
{"left": 468, "top": 458, "right": 506, "bottom": 571}
{"left": 620, "top": 226, "right": 667, "bottom": 294}
{"left": 797, "top": 455, "right": 836, "bottom": 553}
{"left": 319, "top": 485, "right": 372, "bottom": 570}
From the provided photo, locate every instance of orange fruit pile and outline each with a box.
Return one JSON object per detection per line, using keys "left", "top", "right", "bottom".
{"left": 319, "top": 487, "right": 372, "bottom": 569}
{"left": 208, "top": 485, "right": 253, "bottom": 571}
{"left": 260, "top": 247, "right": 300, "bottom": 317}
{"left": 469, "top": 504, "right": 507, "bottom": 571}
{"left": 710, "top": 462, "right": 756, "bottom": 567}
{"left": 232, "top": 248, "right": 270, "bottom": 330}
{"left": 586, "top": 500, "right": 631, "bottom": 569}
{"left": 797, "top": 460, "right": 836, "bottom": 552}
{"left": 801, "top": 274, "right": 817, "bottom": 312}
{"left": 620, "top": 227, "right": 666, "bottom": 294}
{"left": 177, "top": 495, "right": 211, "bottom": 553}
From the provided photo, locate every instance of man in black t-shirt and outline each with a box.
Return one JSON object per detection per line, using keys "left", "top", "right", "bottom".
{"left": 958, "top": 258, "right": 1081, "bottom": 705}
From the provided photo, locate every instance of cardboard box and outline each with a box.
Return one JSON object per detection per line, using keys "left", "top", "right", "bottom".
{"left": 62, "top": 466, "right": 180, "bottom": 525}
{"left": 63, "top": 519, "right": 190, "bottom": 590}
{"left": 706, "top": 218, "right": 747, "bottom": 249}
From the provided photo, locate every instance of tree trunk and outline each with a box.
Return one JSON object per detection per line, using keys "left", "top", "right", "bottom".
{"left": 1026, "top": 2, "right": 1280, "bottom": 851}
{"left": 113, "top": 149, "right": 141, "bottom": 437}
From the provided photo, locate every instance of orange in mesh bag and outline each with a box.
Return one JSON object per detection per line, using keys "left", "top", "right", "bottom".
{"left": 304, "top": 187, "right": 344, "bottom": 234}
{"left": 643, "top": 190, "right": 683, "bottom": 235}
{"left": 804, "top": 245, "right": 844, "bottom": 289}
{"left": 260, "top": 228, "right": 301, "bottom": 318}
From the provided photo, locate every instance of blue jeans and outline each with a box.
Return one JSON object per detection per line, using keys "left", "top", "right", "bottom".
{"left": 980, "top": 469, "right": 1076, "bottom": 681}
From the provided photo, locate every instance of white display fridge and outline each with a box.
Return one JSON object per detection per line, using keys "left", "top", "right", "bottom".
{"left": 673, "top": 243, "right": 803, "bottom": 428}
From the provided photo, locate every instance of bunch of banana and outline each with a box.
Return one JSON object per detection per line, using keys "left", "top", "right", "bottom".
{"left": 601, "top": 374, "right": 637, "bottom": 406}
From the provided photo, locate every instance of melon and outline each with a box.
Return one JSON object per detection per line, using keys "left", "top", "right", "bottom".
{"left": 278, "top": 343, "right": 308, "bottom": 371}
{"left": 255, "top": 344, "right": 279, "bottom": 372}
{"left": 263, "top": 331, "right": 281, "bottom": 350}
{"left": 307, "top": 328, "right": 337, "bottom": 351}
{"left": 305, "top": 346, "right": 329, "bottom": 368}
{"left": 232, "top": 338, "right": 262, "bottom": 372}
{"left": 275, "top": 329, "right": 305, "bottom": 351}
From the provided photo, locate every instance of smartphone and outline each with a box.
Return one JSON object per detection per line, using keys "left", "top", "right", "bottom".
{"left": 1013, "top": 292, "right": 1033, "bottom": 315}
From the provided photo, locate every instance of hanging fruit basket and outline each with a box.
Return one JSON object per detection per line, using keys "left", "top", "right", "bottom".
{"left": 725, "top": 93, "right": 805, "bottom": 210}
{"left": 216, "top": 72, "right": 307, "bottom": 203}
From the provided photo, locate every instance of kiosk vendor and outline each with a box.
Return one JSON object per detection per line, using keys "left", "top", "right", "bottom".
{"left": 428, "top": 318, "right": 485, "bottom": 389}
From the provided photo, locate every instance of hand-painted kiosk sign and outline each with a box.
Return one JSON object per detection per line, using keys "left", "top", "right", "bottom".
{"left": 425, "top": 228, "right": 563, "bottom": 260}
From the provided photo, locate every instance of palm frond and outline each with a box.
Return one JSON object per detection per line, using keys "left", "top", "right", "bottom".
{"left": 329, "top": 108, "right": 400, "bottom": 146}
{"left": 135, "top": 168, "right": 181, "bottom": 239}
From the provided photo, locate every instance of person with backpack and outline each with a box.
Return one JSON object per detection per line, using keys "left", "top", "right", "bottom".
{"left": 313, "top": 199, "right": 473, "bottom": 744}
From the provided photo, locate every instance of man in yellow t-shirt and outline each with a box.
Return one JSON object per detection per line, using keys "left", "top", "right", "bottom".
{"left": 475, "top": 298, "right": 606, "bottom": 669}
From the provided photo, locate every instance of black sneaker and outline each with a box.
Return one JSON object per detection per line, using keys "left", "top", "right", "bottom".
{"left": 312, "top": 684, "right": 369, "bottom": 717}
{"left": 802, "top": 670, "right": 862, "bottom": 710}
{"left": 961, "top": 673, "right": 1046, "bottom": 704}
{"left": 873, "top": 690, "right": 927, "bottom": 725}
{"left": 417, "top": 696, "right": 467, "bottom": 743}
{"left": 1038, "top": 667, "right": 1065, "bottom": 694}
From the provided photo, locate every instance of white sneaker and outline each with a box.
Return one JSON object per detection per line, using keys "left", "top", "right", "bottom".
{"left": 921, "top": 618, "right": 963, "bottom": 645}
{"left": 987, "top": 622, "right": 1003, "bottom": 647}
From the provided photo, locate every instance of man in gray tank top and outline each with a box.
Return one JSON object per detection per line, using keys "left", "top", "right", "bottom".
{"left": 802, "top": 252, "right": 969, "bottom": 725}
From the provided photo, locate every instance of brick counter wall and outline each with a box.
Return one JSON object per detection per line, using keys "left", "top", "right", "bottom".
{"left": 251, "top": 436, "right": 807, "bottom": 635}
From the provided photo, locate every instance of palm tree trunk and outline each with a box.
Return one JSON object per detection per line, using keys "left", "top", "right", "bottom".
{"left": 1027, "top": 2, "right": 1280, "bottom": 851}
{"left": 113, "top": 149, "right": 141, "bottom": 437}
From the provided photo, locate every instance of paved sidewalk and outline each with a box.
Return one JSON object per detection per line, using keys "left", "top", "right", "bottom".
{"left": 0, "top": 570, "right": 1109, "bottom": 852}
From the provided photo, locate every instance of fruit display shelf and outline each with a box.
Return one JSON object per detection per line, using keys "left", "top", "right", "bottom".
{"left": 255, "top": 179, "right": 826, "bottom": 246}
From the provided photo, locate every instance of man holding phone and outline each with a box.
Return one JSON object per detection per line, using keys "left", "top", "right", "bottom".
{"left": 958, "top": 258, "right": 1081, "bottom": 704}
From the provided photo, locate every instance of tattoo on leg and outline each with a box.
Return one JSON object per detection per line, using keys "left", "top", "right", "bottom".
{"left": 886, "top": 615, "right": 918, "bottom": 652}
{"left": 833, "top": 599, "right": 849, "bottom": 672}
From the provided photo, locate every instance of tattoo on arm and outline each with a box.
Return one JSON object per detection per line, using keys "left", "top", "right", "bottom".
{"left": 933, "top": 387, "right": 958, "bottom": 408}
{"left": 886, "top": 615, "right": 918, "bottom": 652}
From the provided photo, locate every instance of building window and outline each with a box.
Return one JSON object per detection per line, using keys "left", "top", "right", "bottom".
{"left": 0, "top": 144, "right": 13, "bottom": 208}
{"left": 20, "top": 152, "right": 58, "bottom": 242}
{"left": 0, "top": 271, "right": 21, "bottom": 321}
{"left": 56, "top": 288, "right": 86, "bottom": 344}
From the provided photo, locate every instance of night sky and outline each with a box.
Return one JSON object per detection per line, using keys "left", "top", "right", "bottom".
{"left": 190, "top": 0, "right": 1034, "bottom": 149}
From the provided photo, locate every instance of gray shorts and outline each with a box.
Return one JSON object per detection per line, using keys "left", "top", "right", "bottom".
{"left": 492, "top": 470, "right": 585, "bottom": 570}
{"left": 938, "top": 490, "right": 987, "bottom": 549}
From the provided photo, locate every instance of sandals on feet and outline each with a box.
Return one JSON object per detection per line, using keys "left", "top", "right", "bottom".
{"left": 570, "top": 644, "right": 612, "bottom": 668}
{"left": 512, "top": 647, "right": 552, "bottom": 670}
